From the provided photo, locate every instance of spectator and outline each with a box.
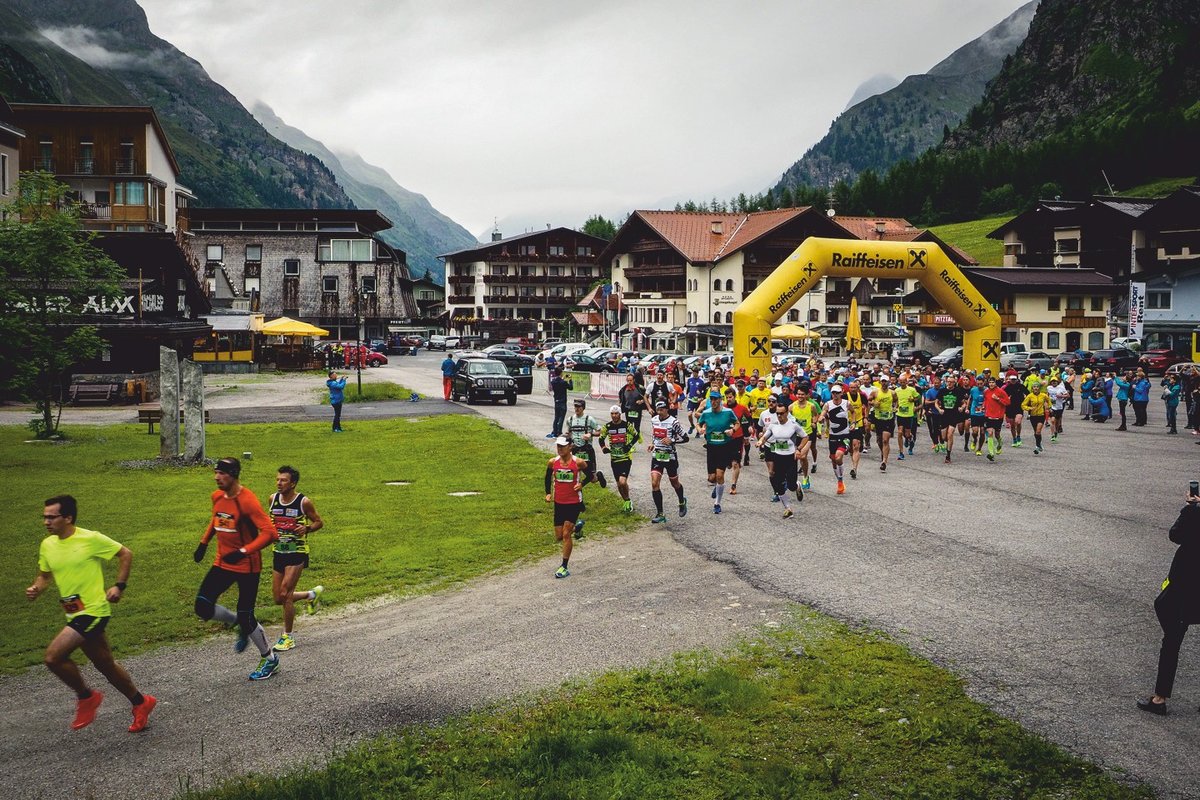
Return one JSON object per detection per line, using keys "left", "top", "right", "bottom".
{"left": 1132, "top": 369, "right": 1152, "bottom": 426}
{"left": 547, "top": 369, "right": 573, "bottom": 439}
{"left": 1163, "top": 374, "right": 1182, "bottom": 434}
{"left": 1114, "top": 371, "right": 1132, "bottom": 431}
{"left": 440, "top": 354, "right": 456, "bottom": 401}
{"left": 326, "top": 371, "right": 346, "bottom": 432}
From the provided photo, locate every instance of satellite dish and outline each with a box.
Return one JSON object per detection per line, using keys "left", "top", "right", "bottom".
{"left": 826, "top": 208, "right": 836, "bottom": 217}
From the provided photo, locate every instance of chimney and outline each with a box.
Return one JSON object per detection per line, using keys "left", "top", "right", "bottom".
{"left": 710, "top": 220, "right": 723, "bottom": 235}
{"left": 874, "top": 221, "right": 887, "bottom": 239}
{"left": 491, "top": 228, "right": 502, "bottom": 242}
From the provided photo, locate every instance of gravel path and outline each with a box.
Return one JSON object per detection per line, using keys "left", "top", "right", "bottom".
{"left": 5, "top": 355, "right": 1199, "bottom": 799}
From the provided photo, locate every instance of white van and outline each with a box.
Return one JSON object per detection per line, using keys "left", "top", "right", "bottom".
{"left": 539, "top": 342, "right": 590, "bottom": 361}
{"left": 998, "top": 342, "right": 1028, "bottom": 368}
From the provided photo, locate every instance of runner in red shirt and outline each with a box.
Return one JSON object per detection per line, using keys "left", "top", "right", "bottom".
{"left": 544, "top": 438, "right": 584, "bottom": 579}
{"left": 982, "top": 377, "right": 1011, "bottom": 462}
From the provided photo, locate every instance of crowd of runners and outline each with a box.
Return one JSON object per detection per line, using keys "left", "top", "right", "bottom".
{"left": 543, "top": 355, "right": 1200, "bottom": 578}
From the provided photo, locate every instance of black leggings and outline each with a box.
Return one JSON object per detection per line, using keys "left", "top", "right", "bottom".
{"left": 768, "top": 453, "right": 799, "bottom": 494}
{"left": 1154, "top": 592, "right": 1191, "bottom": 698}
{"left": 195, "top": 566, "right": 262, "bottom": 637}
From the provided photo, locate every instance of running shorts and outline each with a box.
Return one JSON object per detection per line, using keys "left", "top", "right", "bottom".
{"left": 273, "top": 552, "right": 309, "bottom": 571}
{"left": 941, "top": 411, "right": 961, "bottom": 428}
{"left": 554, "top": 502, "right": 584, "bottom": 526}
{"left": 66, "top": 614, "right": 110, "bottom": 640}
{"left": 874, "top": 418, "right": 896, "bottom": 434}
{"left": 897, "top": 416, "right": 917, "bottom": 431}
{"left": 970, "top": 414, "right": 986, "bottom": 427}
{"left": 1051, "top": 409, "right": 1063, "bottom": 420}
{"left": 985, "top": 416, "right": 1004, "bottom": 431}
{"left": 610, "top": 460, "right": 632, "bottom": 480}
{"left": 706, "top": 442, "right": 735, "bottom": 474}
{"left": 1029, "top": 415, "right": 1046, "bottom": 426}
{"left": 828, "top": 437, "right": 850, "bottom": 456}
{"left": 650, "top": 454, "right": 680, "bottom": 478}
{"left": 848, "top": 428, "right": 865, "bottom": 443}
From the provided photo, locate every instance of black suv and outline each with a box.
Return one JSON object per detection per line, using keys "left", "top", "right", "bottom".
{"left": 929, "top": 346, "right": 964, "bottom": 370}
{"left": 894, "top": 348, "right": 933, "bottom": 367}
{"left": 451, "top": 358, "right": 518, "bottom": 405}
{"left": 487, "top": 351, "right": 535, "bottom": 395}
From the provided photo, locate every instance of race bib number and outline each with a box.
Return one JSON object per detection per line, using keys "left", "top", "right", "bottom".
{"left": 654, "top": 450, "right": 673, "bottom": 462}
{"left": 554, "top": 468, "right": 575, "bottom": 483}
{"left": 628, "top": 410, "right": 641, "bottom": 418}
{"left": 770, "top": 440, "right": 790, "bottom": 452}
{"left": 59, "top": 594, "right": 85, "bottom": 614}
{"left": 709, "top": 432, "right": 727, "bottom": 444}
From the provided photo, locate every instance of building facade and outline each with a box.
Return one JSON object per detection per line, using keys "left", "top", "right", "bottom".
{"left": 188, "top": 208, "right": 417, "bottom": 341}
{"left": 9, "top": 102, "right": 192, "bottom": 233}
{"left": 441, "top": 227, "right": 610, "bottom": 339}
{"left": 0, "top": 96, "right": 22, "bottom": 207}
{"left": 1129, "top": 186, "right": 1200, "bottom": 350}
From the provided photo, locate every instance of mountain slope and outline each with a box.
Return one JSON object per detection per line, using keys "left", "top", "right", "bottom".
{"left": 252, "top": 102, "right": 478, "bottom": 281}
{"left": 0, "top": 0, "right": 352, "bottom": 208}
{"left": 774, "top": 1, "right": 1037, "bottom": 192}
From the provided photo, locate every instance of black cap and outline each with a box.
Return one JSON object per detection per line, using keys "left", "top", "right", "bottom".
{"left": 215, "top": 457, "right": 241, "bottom": 478}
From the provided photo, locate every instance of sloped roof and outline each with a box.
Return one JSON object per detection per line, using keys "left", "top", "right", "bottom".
{"left": 1092, "top": 196, "right": 1157, "bottom": 217}
{"left": 631, "top": 209, "right": 809, "bottom": 263}
{"left": 577, "top": 284, "right": 624, "bottom": 311}
{"left": 438, "top": 226, "right": 608, "bottom": 260}
{"left": 571, "top": 311, "right": 605, "bottom": 326}
{"left": 830, "top": 216, "right": 919, "bottom": 240}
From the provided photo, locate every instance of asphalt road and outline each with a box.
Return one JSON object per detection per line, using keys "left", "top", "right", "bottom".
{"left": 4, "top": 353, "right": 1198, "bottom": 798}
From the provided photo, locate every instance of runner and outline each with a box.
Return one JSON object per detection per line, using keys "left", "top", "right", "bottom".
{"left": 935, "top": 375, "right": 969, "bottom": 464}
{"left": 845, "top": 381, "right": 868, "bottom": 479}
{"left": 956, "top": 374, "right": 976, "bottom": 453}
{"left": 758, "top": 395, "right": 782, "bottom": 501}
{"left": 598, "top": 405, "right": 640, "bottom": 513}
{"left": 647, "top": 399, "right": 689, "bottom": 523}
{"left": 968, "top": 377, "right": 988, "bottom": 456}
{"left": 1022, "top": 381, "right": 1052, "bottom": 454}
{"left": 724, "top": 387, "right": 750, "bottom": 495}
{"left": 268, "top": 466, "right": 325, "bottom": 652}
{"left": 894, "top": 374, "right": 921, "bottom": 460}
{"left": 923, "top": 377, "right": 944, "bottom": 454}
{"left": 566, "top": 399, "right": 607, "bottom": 489}
{"left": 27, "top": 495, "right": 156, "bottom": 731}
{"left": 818, "top": 384, "right": 851, "bottom": 495}
{"left": 788, "top": 385, "right": 822, "bottom": 490}
{"left": 1004, "top": 374, "right": 1028, "bottom": 446}
{"left": 758, "top": 404, "right": 807, "bottom": 518}
{"left": 1047, "top": 375, "right": 1069, "bottom": 441}
{"left": 982, "top": 376, "right": 1010, "bottom": 462}
{"left": 747, "top": 377, "right": 773, "bottom": 428}
{"left": 192, "top": 457, "right": 282, "bottom": 681}
{"left": 872, "top": 375, "right": 897, "bottom": 471}
{"left": 696, "top": 391, "right": 741, "bottom": 514}
{"left": 544, "top": 437, "right": 584, "bottom": 578}
{"left": 618, "top": 373, "right": 646, "bottom": 436}
{"left": 644, "top": 371, "right": 674, "bottom": 419}
{"left": 684, "top": 366, "right": 707, "bottom": 434}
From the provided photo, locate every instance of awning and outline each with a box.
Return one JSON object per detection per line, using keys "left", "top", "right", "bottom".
{"left": 261, "top": 316, "right": 330, "bottom": 337}
{"left": 771, "top": 323, "right": 820, "bottom": 339}
{"left": 203, "top": 312, "right": 264, "bottom": 332}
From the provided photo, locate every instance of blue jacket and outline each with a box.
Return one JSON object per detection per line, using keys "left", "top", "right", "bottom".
{"left": 1164, "top": 383, "right": 1182, "bottom": 407}
{"left": 1115, "top": 377, "right": 1131, "bottom": 402}
{"left": 440, "top": 357, "right": 456, "bottom": 378}
{"left": 327, "top": 377, "right": 346, "bottom": 404}
{"left": 1133, "top": 378, "right": 1151, "bottom": 402}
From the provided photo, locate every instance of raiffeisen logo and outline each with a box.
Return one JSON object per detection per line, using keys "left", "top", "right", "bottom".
{"left": 939, "top": 268, "right": 976, "bottom": 310}
{"left": 768, "top": 277, "right": 808, "bottom": 314}
{"left": 830, "top": 252, "right": 907, "bottom": 270}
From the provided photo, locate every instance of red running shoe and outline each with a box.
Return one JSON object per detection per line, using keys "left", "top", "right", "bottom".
{"left": 72, "top": 691, "right": 103, "bottom": 730}
{"left": 128, "top": 695, "right": 157, "bottom": 732}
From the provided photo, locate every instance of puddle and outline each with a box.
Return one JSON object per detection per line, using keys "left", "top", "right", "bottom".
{"left": 447, "top": 491, "right": 481, "bottom": 497}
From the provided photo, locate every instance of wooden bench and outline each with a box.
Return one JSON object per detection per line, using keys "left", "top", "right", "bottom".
{"left": 137, "top": 406, "right": 211, "bottom": 434}
{"left": 70, "top": 383, "right": 119, "bottom": 405}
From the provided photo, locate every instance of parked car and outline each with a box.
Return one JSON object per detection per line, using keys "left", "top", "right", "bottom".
{"left": 1138, "top": 349, "right": 1188, "bottom": 375}
{"left": 1165, "top": 362, "right": 1200, "bottom": 378}
{"left": 1007, "top": 350, "right": 1055, "bottom": 372}
{"left": 998, "top": 342, "right": 1030, "bottom": 369}
{"left": 482, "top": 344, "right": 521, "bottom": 357}
{"left": 893, "top": 348, "right": 934, "bottom": 367}
{"left": 1087, "top": 348, "right": 1141, "bottom": 371}
{"left": 564, "top": 353, "right": 617, "bottom": 373}
{"left": 428, "top": 335, "right": 461, "bottom": 351}
{"left": 450, "top": 358, "right": 517, "bottom": 405}
{"left": 488, "top": 351, "right": 535, "bottom": 394}
{"left": 930, "top": 346, "right": 964, "bottom": 370}
{"left": 1054, "top": 350, "right": 1092, "bottom": 371}
{"left": 1110, "top": 336, "right": 1144, "bottom": 351}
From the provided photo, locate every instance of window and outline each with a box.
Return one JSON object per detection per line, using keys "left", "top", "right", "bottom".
{"left": 1056, "top": 238, "right": 1079, "bottom": 253}
{"left": 1066, "top": 296, "right": 1083, "bottom": 311}
{"left": 1090, "top": 296, "right": 1104, "bottom": 312}
{"left": 322, "top": 276, "right": 339, "bottom": 293}
{"left": 808, "top": 309, "right": 819, "bottom": 323}
{"left": 418, "top": 290, "right": 435, "bottom": 300}
{"left": 490, "top": 265, "right": 509, "bottom": 276}
{"left": 1, "top": 152, "right": 8, "bottom": 194}
{"left": 1147, "top": 291, "right": 1171, "bottom": 310}
{"left": 283, "top": 259, "right": 300, "bottom": 276}
{"left": 1087, "top": 331, "right": 1105, "bottom": 349}
{"left": 117, "top": 139, "right": 135, "bottom": 173}
{"left": 725, "top": 279, "right": 734, "bottom": 292}
{"left": 518, "top": 244, "right": 537, "bottom": 256}
{"left": 788, "top": 310, "right": 799, "bottom": 322}
{"left": 206, "top": 245, "right": 223, "bottom": 262}
{"left": 1047, "top": 296, "right": 1061, "bottom": 311}
{"left": 1047, "top": 332, "right": 1060, "bottom": 350}
{"left": 713, "top": 312, "right": 721, "bottom": 323}
{"left": 318, "top": 239, "right": 373, "bottom": 262}
{"left": 576, "top": 246, "right": 592, "bottom": 256}
{"left": 114, "top": 181, "right": 146, "bottom": 205}
{"left": 361, "top": 276, "right": 377, "bottom": 294}
{"left": 245, "top": 245, "right": 262, "bottom": 262}
{"left": 713, "top": 279, "right": 721, "bottom": 291}
{"left": 37, "top": 138, "right": 52, "bottom": 171}
{"left": 1030, "top": 332, "right": 1043, "bottom": 349}
{"left": 577, "top": 267, "right": 591, "bottom": 277}
{"left": 244, "top": 277, "right": 260, "bottom": 295}
{"left": 77, "top": 139, "right": 94, "bottom": 174}
{"left": 725, "top": 312, "right": 733, "bottom": 323}
{"left": 548, "top": 245, "right": 564, "bottom": 256}
{"left": 93, "top": 189, "right": 110, "bottom": 206}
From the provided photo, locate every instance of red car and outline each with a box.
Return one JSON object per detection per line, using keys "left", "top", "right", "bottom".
{"left": 1138, "top": 349, "right": 1187, "bottom": 375}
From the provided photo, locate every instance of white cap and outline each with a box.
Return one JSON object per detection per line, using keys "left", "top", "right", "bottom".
{"left": 554, "top": 436, "right": 571, "bottom": 447}
{"left": 609, "top": 405, "right": 622, "bottom": 414}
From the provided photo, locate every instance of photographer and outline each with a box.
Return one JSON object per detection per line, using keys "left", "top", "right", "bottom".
{"left": 1138, "top": 486, "right": 1200, "bottom": 715}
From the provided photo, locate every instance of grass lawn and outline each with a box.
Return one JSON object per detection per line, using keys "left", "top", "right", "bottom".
{"left": 2, "top": 417, "right": 631, "bottom": 674}
{"left": 928, "top": 216, "right": 1012, "bottom": 266}
{"left": 183, "top": 609, "right": 1151, "bottom": 800}
{"left": 317, "top": 381, "right": 415, "bottom": 403}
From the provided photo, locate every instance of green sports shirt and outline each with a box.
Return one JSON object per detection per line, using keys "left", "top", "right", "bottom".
{"left": 38, "top": 527, "right": 122, "bottom": 620}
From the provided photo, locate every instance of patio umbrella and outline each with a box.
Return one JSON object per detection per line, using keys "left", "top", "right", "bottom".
{"left": 770, "top": 323, "right": 820, "bottom": 339}
{"left": 260, "top": 317, "right": 330, "bottom": 337}
{"left": 845, "top": 298, "right": 863, "bottom": 353}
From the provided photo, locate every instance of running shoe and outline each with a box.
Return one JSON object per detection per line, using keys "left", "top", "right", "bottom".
{"left": 128, "top": 695, "right": 157, "bottom": 733}
{"left": 554, "top": 566, "right": 570, "bottom": 579}
{"left": 783, "top": 509, "right": 794, "bottom": 519}
{"left": 811, "top": 463, "right": 817, "bottom": 472}
{"left": 544, "top": 433, "right": 556, "bottom": 439}
{"left": 908, "top": 444, "right": 914, "bottom": 455}
{"left": 651, "top": 514, "right": 667, "bottom": 524}
{"left": 850, "top": 468, "right": 857, "bottom": 480}
{"left": 1034, "top": 446, "right": 1041, "bottom": 455}
{"left": 249, "top": 655, "right": 280, "bottom": 681}
{"left": 711, "top": 486, "right": 717, "bottom": 499}
{"left": 880, "top": 462, "right": 886, "bottom": 472}
{"left": 801, "top": 476, "right": 811, "bottom": 490}
{"left": 795, "top": 487, "right": 804, "bottom": 502}
{"left": 996, "top": 442, "right": 1003, "bottom": 453}
{"left": 71, "top": 691, "right": 104, "bottom": 730}
{"left": 596, "top": 471, "right": 608, "bottom": 488}
{"left": 975, "top": 448, "right": 983, "bottom": 456}
{"left": 836, "top": 480, "right": 846, "bottom": 495}
{"left": 306, "top": 585, "right": 324, "bottom": 615}
{"left": 944, "top": 454, "right": 952, "bottom": 464}
{"left": 679, "top": 497, "right": 688, "bottom": 517}
{"left": 273, "top": 633, "right": 296, "bottom": 652}
{"left": 897, "top": 452, "right": 905, "bottom": 461}
{"left": 573, "top": 520, "right": 586, "bottom": 539}
{"left": 622, "top": 499, "right": 633, "bottom": 513}
{"left": 987, "top": 452, "right": 995, "bottom": 462}
{"left": 1050, "top": 435, "right": 1058, "bottom": 443}
{"left": 1013, "top": 439, "right": 1022, "bottom": 448}
{"left": 771, "top": 494, "right": 780, "bottom": 502}
{"left": 729, "top": 484, "right": 738, "bottom": 495}
{"left": 234, "top": 631, "right": 249, "bottom": 653}
{"left": 713, "top": 503, "right": 722, "bottom": 514}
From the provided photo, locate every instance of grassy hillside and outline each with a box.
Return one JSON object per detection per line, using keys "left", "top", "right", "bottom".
{"left": 928, "top": 215, "right": 1011, "bottom": 266}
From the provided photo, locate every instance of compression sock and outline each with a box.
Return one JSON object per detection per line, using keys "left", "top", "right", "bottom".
{"left": 834, "top": 464, "right": 844, "bottom": 480}
{"left": 131, "top": 693, "right": 145, "bottom": 706}
{"left": 212, "top": 604, "right": 237, "bottom": 626}
{"left": 249, "top": 623, "right": 271, "bottom": 658}
{"left": 1035, "top": 433, "right": 1042, "bottom": 448}
{"left": 674, "top": 484, "right": 685, "bottom": 501}
{"left": 652, "top": 490, "right": 664, "bottom": 514}
{"left": 780, "top": 494, "right": 791, "bottom": 511}
{"left": 715, "top": 484, "right": 724, "bottom": 504}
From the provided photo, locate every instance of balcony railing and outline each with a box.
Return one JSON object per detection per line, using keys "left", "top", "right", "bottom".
{"left": 73, "top": 158, "right": 95, "bottom": 175}
{"left": 114, "top": 159, "right": 140, "bottom": 175}
{"left": 32, "top": 158, "right": 54, "bottom": 172}
{"left": 482, "top": 273, "right": 593, "bottom": 285}
{"left": 484, "top": 295, "right": 573, "bottom": 305}
{"left": 1061, "top": 314, "right": 1106, "bottom": 328}
{"left": 447, "top": 295, "right": 475, "bottom": 304}
{"left": 78, "top": 203, "right": 111, "bottom": 220}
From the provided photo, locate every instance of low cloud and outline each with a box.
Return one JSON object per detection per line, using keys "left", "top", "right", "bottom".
{"left": 38, "top": 26, "right": 166, "bottom": 72}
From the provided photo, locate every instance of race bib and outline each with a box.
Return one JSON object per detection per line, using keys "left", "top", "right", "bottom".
{"left": 654, "top": 450, "right": 673, "bottom": 462}
{"left": 709, "top": 432, "right": 727, "bottom": 444}
{"left": 770, "top": 440, "right": 790, "bottom": 452}
{"left": 59, "top": 594, "right": 85, "bottom": 614}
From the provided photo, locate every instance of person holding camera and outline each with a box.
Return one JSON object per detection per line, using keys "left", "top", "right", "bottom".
{"left": 1137, "top": 484, "right": 1200, "bottom": 715}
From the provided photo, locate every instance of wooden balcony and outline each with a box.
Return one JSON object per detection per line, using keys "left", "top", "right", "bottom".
{"left": 623, "top": 264, "right": 685, "bottom": 278}
{"left": 484, "top": 295, "right": 573, "bottom": 305}
{"left": 447, "top": 295, "right": 475, "bottom": 304}
{"left": 1061, "top": 314, "right": 1106, "bottom": 328}
{"left": 482, "top": 274, "right": 594, "bottom": 285}
{"left": 624, "top": 290, "right": 686, "bottom": 300}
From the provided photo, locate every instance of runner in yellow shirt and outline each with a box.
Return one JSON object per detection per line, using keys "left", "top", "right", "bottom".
{"left": 788, "top": 386, "right": 822, "bottom": 491}
{"left": 871, "top": 375, "right": 898, "bottom": 471}
{"left": 894, "top": 374, "right": 922, "bottom": 460}
{"left": 1022, "top": 382, "right": 1053, "bottom": 454}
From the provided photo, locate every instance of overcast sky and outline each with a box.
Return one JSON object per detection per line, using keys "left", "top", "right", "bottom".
{"left": 136, "top": 0, "right": 1030, "bottom": 240}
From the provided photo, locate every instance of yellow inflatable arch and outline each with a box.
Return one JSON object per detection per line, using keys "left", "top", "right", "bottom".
{"left": 732, "top": 238, "right": 1002, "bottom": 375}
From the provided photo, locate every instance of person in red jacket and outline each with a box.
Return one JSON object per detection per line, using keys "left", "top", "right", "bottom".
{"left": 192, "top": 457, "right": 281, "bottom": 680}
